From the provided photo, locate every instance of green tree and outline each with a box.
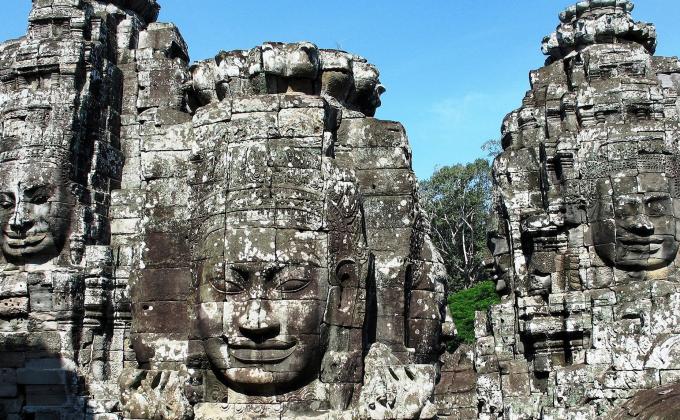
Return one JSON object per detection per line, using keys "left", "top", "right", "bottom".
{"left": 421, "top": 158, "right": 492, "bottom": 292}
{"left": 448, "top": 281, "right": 500, "bottom": 346}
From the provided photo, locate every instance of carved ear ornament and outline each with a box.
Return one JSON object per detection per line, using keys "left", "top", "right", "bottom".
{"left": 70, "top": 182, "right": 86, "bottom": 202}
{"left": 335, "top": 259, "right": 358, "bottom": 287}
{"left": 69, "top": 234, "right": 85, "bottom": 265}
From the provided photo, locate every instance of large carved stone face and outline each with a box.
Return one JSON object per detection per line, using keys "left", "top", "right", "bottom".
{"left": 589, "top": 172, "right": 680, "bottom": 271}
{"left": 0, "top": 161, "right": 71, "bottom": 264}
{"left": 196, "top": 226, "right": 330, "bottom": 394}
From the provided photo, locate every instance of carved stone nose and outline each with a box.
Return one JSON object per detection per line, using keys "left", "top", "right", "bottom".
{"left": 238, "top": 299, "right": 279, "bottom": 339}
{"left": 628, "top": 214, "right": 654, "bottom": 234}
{"left": 9, "top": 203, "right": 32, "bottom": 232}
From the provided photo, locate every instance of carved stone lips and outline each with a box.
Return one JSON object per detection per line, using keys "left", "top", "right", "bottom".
{"left": 3, "top": 232, "right": 46, "bottom": 247}
{"left": 619, "top": 236, "right": 664, "bottom": 252}
{"left": 619, "top": 236, "right": 664, "bottom": 245}
{"left": 227, "top": 338, "right": 297, "bottom": 364}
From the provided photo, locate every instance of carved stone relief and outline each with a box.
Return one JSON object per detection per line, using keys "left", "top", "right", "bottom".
{"left": 5, "top": 0, "right": 679, "bottom": 418}
{"left": 0, "top": 1, "right": 454, "bottom": 419}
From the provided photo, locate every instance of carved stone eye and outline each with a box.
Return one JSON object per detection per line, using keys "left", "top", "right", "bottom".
{"left": 0, "top": 193, "right": 14, "bottom": 209}
{"left": 277, "top": 278, "right": 310, "bottom": 293}
{"left": 648, "top": 201, "right": 665, "bottom": 215}
{"left": 29, "top": 194, "right": 49, "bottom": 205}
{"left": 222, "top": 280, "right": 246, "bottom": 295}
{"left": 615, "top": 199, "right": 639, "bottom": 217}
{"left": 26, "top": 186, "right": 51, "bottom": 205}
{"left": 207, "top": 267, "right": 246, "bottom": 295}
{"left": 646, "top": 196, "right": 671, "bottom": 216}
{"left": 222, "top": 269, "right": 248, "bottom": 295}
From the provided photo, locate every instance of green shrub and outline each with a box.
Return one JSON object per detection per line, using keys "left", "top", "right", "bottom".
{"left": 447, "top": 281, "right": 501, "bottom": 347}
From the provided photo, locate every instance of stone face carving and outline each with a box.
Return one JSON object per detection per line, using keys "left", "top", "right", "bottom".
{"left": 192, "top": 156, "right": 368, "bottom": 395}
{"left": 0, "top": 1, "right": 453, "bottom": 418}
{"left": 480, "top": 0, "right": 680, "bottom": 418}
{"left": 583, "top": 148, "right": 680, "bottom": 271}
{"left": 171, "top": 85, "right": 449, "bottom": 416}
{"left": 0, "top": 97, "right": 76, "bottom": 266}
{"left": 0, "top": 156, "right": 73, "bottom": 265}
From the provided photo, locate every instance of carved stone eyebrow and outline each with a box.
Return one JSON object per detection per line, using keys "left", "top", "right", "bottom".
{"left": 272, "top": 264, "right": 308, "bottom": 275}
{"left": 262, "top": 264, "right": 285, "bottom": 280}
{"left": 226, "top": 265, "right": 248, "bottom": 281}
{"left": 227, "top": 263, "right": 282, "bottom": 279}
{"left": 616, "top": 195, "right": 641, "bottom": 205}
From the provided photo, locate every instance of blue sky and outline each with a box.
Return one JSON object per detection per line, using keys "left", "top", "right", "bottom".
{"left": 3, "top": 1, "right": 679, "bottom": 179}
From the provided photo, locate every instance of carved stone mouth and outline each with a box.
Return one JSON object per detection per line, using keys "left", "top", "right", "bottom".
{"left": 4, "top": 233, "right": 47, "bottom": 247}
{"left": 620, "top": 237, "right": 664, "bottom": 245}
{"left": 619, "top": 236, "right": 666, "bottom": 253}
{"left": 227, "top": 338, "right": 297, "bottom": 364}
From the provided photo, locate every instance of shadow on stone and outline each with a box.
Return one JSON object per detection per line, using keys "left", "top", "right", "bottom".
{"left": 0, "top": 338, "right": 91, "bottom": 420}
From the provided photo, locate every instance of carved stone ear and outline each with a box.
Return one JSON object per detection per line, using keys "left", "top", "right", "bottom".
{"left": 325, "top": 259, "right": 360, "bottom": 327}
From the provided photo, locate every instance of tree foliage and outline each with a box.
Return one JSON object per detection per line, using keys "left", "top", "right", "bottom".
{"left": 421, "top": 158, "right": 493, "bottom": 292}
{"left": 448, "top": 281, "right": 500, "bottom": 346}
{"left": 481, "top": 138, "right": 502, "bottom": 159}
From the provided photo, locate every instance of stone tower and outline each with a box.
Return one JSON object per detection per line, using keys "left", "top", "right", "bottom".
{"left": 483, "top": 0, "right": 680, "bottom": 418}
